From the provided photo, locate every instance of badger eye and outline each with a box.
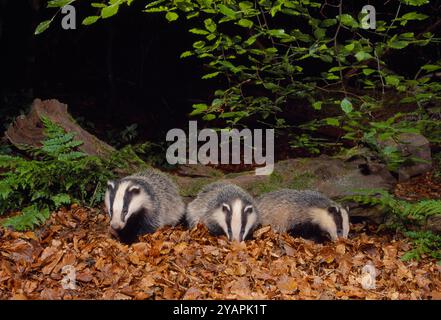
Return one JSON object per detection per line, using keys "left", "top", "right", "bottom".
{"left": 328, "top": 206, "right": 339, "bottom": 214}
{"left": 129, "top": 186, "right": 141, "bottom": 195}
{"left": 222, "top": 203, "right": 230, "bottom": 213}
{"left": 107, "top": 181, "right": 114, "bottom": 190}
{"left": 244, "top": 205, "right": 253, "bottom": 215}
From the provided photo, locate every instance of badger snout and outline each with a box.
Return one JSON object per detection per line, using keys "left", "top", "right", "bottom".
{"left": 110, "top": 222, "right": 123, "bottom": 231}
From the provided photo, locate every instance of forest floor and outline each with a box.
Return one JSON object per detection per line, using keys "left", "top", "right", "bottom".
{"left": 0, "top": 173, "right": 440, "bottom": 300}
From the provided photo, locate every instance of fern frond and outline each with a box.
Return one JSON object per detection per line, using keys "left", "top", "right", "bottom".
{"left": 345, "top": 189, "right": 441, "bottom": 262}
{"left": 2, "top": 205, "right": 50, "bottom": 231}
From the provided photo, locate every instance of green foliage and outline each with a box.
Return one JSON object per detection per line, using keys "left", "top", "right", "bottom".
{"left": 401, "top": 231, "right": 441, "bottom": 262}
{"left": 0, "top": 118, "right": 145, "bottom": 231}
{"left": 335, "top": 110, "right": 428, "bottom": 173}
{"left": 345, "top": 189, "right": 441, "bottom": 262}
{"left": 2, "top": 206, "right": 50, "bottom": 231}
{"left": 348, "top": 189, "right": 441, "bottom": 223}
{"left": 37, "top": 1, "right": 441, "bottom": 164}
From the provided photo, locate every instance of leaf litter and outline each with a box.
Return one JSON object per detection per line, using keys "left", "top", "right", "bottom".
{"left": 0, "top": 205, "right": 440, "bottom": 300}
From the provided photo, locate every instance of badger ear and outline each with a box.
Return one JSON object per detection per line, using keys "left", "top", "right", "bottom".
{"left": 328, "top": 206, "right": 339, "bottom": 214}
{"left": 222, "top": 203, "right": 231, "bottom": 213}
{"left": 129, "top": 185, "right": 141, "bottom": 195}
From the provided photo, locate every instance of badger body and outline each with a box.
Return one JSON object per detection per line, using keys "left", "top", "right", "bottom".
{"left": 257, "top": 189, "right": 349, "bottom": 243}
{"left": 186, "top": 182, "right": 260, "bottom": 242}
{"left": 104, "top": 169, "right": 185, "bottom": 243}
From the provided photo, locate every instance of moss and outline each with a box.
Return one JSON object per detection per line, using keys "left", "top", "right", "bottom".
{"left": 177, "top": 177, "right": 217, "bottom": 197}
{"left": 248, "top": 169, "right": 317, "bottom": 196}
{"left": 248, "top": 171, "right": 284, "bottom": 196}
{"left": 224, "top": 171, "right": 253, "bottom": 179}
{"left": 287, "top": 172, "right": 316, "bottom": 190}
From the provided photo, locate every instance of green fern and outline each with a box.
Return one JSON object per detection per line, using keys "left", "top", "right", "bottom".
{"left": 0, "top": 118, "right": 117, "bottom": 230}
{"left": 36, "top": 116, "right": 86, "bottom": 160}
{"left": 2, "top": 205, "right": 50, "bottom": 231}
{"left": 345, "top": 190, "right": 441, "bottom": 262}
{"left": 346, "top": 190, "right": 441, "bottom": 223}
{"left": 402, "top": 231, "right": 441, "bottom": 262}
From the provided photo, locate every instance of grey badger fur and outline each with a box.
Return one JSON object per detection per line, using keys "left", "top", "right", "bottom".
{"left": 257, "top": 189, "right": 349, "bottom": 243}
{"left": 105, "top": 169, "right": 185, "bottom": 243}
{"left": 186, "top": 182, "right": 260, "bottom": 242}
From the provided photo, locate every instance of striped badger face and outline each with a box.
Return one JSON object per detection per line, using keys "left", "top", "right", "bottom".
{"left": 309, "top": 205, "right": 349, "bottom": 242}
{"left": 104, "top": 179, "right": 150, "bottom": 232}
{"left": 211, "top": 199, "right": 258, "bottom": 242}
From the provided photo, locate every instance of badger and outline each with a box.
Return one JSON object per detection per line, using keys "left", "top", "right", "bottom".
{"left": 186, "top": 182, "right": 260, "bottom": 242}
{"left": 104, "top": 169, "right": 185, "bottom": 244}
{"left": 257, "top": 189, "right": 349, "bottom": 243}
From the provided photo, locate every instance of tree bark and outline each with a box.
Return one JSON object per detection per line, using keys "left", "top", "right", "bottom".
{"left": 5, "top": 98, "right": 115, "bottom": 157}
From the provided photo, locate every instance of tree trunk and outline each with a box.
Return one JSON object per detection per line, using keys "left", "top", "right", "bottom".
{"left": 5, "top": 98, "right": 115, "bottom": 157}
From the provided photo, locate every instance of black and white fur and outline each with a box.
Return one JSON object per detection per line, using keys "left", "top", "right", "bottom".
{"left": 186, "top": 182, "right": 260, "bottom": 242}
{"left": 105, "top": 169, "right": 185, "bottom": 243}
{"left": 257, "top": 189, "right": 349, "bottom": 243}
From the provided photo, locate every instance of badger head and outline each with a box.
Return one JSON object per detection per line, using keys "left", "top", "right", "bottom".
{"left": 210, "top": 198, "right": 258, "bottom": 242}
{"left": 310, "top": 205, "right": 349, "bottom": 242}
{"left": 104, "top": 179, "right": 152, "bottom": 234}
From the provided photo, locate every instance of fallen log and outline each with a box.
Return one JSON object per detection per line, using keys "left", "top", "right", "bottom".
{"left": 5, "top": 98, "right": 114, "bottom": 157}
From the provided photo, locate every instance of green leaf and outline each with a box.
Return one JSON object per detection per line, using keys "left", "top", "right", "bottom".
{"left": 402, "top": 12, "right": 429, "bottom": 21}
{"left": 312, "top": 101, "right": 322, "bottom": 110}
{"left": 101, "top": 5, "right": 119, "bottom": 19}
{"left": 190, "top": 104, "right": 208, "bottom": 116}
{"left": 189, "top": 28, "right": 209, "bottom": 35}
{"left": 204, "top": 18, "right": 216, "bottom": 32}
{"left": 165, "top": 11, "right": 179, "bottom": 22}
{"left": 219, "top": 112, "right": 239, "bottom": 119}
{"left": 239, "top": 1, "right": 253, "bottom": 11}
{"left": 363, "top": 68, "right": 376, "bottom": 75}
{"left": 321, "top": 19, "right": 337, "bottom": 27}
{"left": 421, "top": 64, "right": 441, "bottom": 72}
{"left": 51, "top": 194, "right": 71, "bottom": 207}
{"left": 402, "top": 0, "right": 429, "bottom": 6}
{"left": 355, "top": 51, "right": 372, "bottom": 61}
{"left": 180, "top": 51, "right": 193, "bottom": 58}
{"left": 202, "top": 71, "right": 220, "bottom": 79}
{"left": 388, "top": 35, "right": 409, "bottom": 49}
{"left": 203, "top": 114, "right": 216, "bottom": 121}
{"left": 238, "top": 19, "right": 253, "bottom": 28}
{"left": 329, "top": 66, "right": 347, "bottom": 72}
{"left": 82, "top": 16, "right": 100, "bottom": 26}
{"left": 267, "top": 29, "right": 287, "bottom": 38}
{"left": 385, "top": 75, "right": 400, "bottom": 87}
{"left": 34, "top": 20, "right": 52, "bottom": 35}
{"left": 326, "top": 118, "right": 340, "bottom": 126}
{"left": 218, "top": 4, "right": 236, "bottom": 18}
{"left": 344, "top": 43, "right": 355, "bottom": 51}
{"left": 340, "top": 98, "right": 353, "bottom": 114}
{"left": 313, "top": 28, "right": 326, "bottom": 40}
{"left": 47, "top": 0, "right": 73, "bottom": 8}
{"left": 339, "top": 14, "right": 358, "bottom": 28}
{"left": 91, "top": 3, "right": 106, "bottom": 8}
{"left": 193, "top": 40, "right": 206, "bottom": 49}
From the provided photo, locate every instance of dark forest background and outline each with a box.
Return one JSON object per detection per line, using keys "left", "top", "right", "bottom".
{"left": 2, "top": 0, "right": 439, "bottom": 150}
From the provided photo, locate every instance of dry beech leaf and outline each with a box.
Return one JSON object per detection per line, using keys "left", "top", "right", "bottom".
{"left": 277, "top": 275, "right": 298, "bottom": 294}
{"left": 0, "top": 205, "right": 440, "bottom": 300}
{"left": 183, "top": 287, "right": 202, "bottom": 300}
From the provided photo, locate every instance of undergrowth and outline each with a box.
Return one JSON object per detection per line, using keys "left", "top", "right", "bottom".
{"left": 0, "top": 117, "right": 147, "bottom": 231}
{"left": 345, "top": 189, "right": 441, "bottom": 263}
